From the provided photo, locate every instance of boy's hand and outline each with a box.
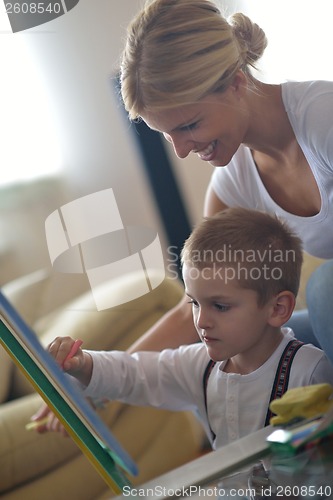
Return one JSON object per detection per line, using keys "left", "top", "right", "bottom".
{"left": 30, "top": 403, "right": 69, "bottom": 437}
{"left": 48, "top": 336, "right": 84, "bottom": 372}
{"left": 48, "top": 336, "right": 93, "bottom": 388}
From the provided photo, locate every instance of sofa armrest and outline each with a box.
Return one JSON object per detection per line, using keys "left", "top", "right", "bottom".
{"left": 8, "top": 270, "right": 184, "bottom": 398}
{"left": 0, "top": 270, "right": 206, "bottom": 499}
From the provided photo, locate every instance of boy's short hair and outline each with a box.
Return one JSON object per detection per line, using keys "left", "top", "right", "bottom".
{"left": 181, "top": 208, "right": 303, "bottom": 306}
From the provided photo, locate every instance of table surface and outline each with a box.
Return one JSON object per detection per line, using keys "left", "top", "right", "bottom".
{"left": 188, "top": 439, "right": 333, "bottom": 499}
{"left": 115, "top": 426, "right": 333, "bottom": 499}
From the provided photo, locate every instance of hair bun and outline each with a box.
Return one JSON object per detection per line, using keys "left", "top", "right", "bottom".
{"left": 229, "top": 12, "right": 267, "bottom": 69}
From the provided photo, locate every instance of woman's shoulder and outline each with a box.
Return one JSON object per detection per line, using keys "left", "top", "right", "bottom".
{"left": 282, "top": 80, "right": 333, "bottom": 103}
{"left": 282, "top": 80, "right": 333, "bottom": 121}
{"left": 282, "top": 80, "right": 333, "bottom": 158}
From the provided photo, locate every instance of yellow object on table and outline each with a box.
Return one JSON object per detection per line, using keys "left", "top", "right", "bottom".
{"left": 270, "top": 383, "right": 333, "bottom": 425}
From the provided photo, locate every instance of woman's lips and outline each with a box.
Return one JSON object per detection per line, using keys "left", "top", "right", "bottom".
{"left": 196, "top": 140, "right": 217, "bottom": 161}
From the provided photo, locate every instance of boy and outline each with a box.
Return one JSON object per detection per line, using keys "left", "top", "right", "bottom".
{"left": 46, "top": 208, "right": 333, "bottom": 449}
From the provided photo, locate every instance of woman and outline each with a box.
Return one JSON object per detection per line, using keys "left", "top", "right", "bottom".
{"left": 120, "top": 0, "right": 333, "bottom": 361}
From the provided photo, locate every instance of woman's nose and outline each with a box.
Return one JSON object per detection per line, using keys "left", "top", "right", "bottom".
{"left": 163, "top": 132, "right": 191, "bottom": 159}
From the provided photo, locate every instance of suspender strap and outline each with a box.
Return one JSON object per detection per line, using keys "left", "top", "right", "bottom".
{"left": 264, "top": 339, "right": 304, "bottom": 426}
{"left": 203, "top": 359, "right": 216, "bottom": 441}
{"left": 202, "top": 339, "right": 304, "bottom": 441}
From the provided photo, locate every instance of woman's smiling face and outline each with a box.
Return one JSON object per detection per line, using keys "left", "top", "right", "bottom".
{"left": 141, "top": 80, "right": 249, "bottom": 167}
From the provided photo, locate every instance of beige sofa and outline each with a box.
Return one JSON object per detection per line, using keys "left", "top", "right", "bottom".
{"left": 0, "top": 270, "right": 205, "bottom": 500}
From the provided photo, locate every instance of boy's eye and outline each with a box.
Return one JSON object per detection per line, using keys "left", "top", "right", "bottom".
{"left": 214, "top": 303, "right": 230, "bottom": 312}
{"left": 187, "top": 299, "right": 199, "bottom": 308}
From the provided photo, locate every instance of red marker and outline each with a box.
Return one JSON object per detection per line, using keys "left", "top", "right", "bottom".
{"left": 62, "top": 339, "right": 83, "bottom": 368}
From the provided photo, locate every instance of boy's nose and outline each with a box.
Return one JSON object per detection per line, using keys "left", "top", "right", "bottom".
{"left": 196, "top": 308, "right": 212, "bottom": 330}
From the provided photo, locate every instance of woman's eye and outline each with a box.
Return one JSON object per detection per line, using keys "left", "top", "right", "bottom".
{"left": 180, "top": 122, "right": 197, "bottom": 132}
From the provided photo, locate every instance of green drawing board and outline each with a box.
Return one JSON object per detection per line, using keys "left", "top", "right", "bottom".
{"left": 0, "top": 290, "right": 138, "bottom": 494}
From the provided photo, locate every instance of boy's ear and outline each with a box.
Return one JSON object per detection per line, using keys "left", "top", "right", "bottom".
{"left": 268, "top": 291, "right": 295, "bottom": 327}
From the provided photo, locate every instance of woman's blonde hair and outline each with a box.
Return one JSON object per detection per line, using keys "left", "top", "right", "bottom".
{"left": 120, "top": 0, "right": 267, "bottom": 119}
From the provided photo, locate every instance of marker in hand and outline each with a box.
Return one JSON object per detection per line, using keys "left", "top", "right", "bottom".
{"left": 25, "top": 416, "right": 50, "bottom": 431}
{"left": 62, "top": 339, "right": 83, "bottom": 368}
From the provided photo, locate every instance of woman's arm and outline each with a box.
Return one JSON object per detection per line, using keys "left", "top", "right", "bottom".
{"left": 128, "top": 186, "right": 228, "bottom": 353}
{"left": 203, "top": 183, "right": 229, "bottom": 217}
{"left": 127, "top": 293, "right": 197, "bottom": 353}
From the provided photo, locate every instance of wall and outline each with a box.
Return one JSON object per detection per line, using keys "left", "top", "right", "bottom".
{"left": 0, "top": 0, "right": 216, "bottom": 285}
{"left": 0, "top": 1, "right": 157, "bottom": 284}
{"left": 22, "top": 0, "right": 161, "bottom": 222}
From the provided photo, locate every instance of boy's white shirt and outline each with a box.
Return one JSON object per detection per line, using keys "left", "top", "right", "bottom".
{"left": 82, "top": 328, "right": 333, "bottom": 449}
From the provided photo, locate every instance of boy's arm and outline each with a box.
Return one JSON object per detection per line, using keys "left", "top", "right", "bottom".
{"left": 82, "top": 346, "right": 205, "bottom": 412}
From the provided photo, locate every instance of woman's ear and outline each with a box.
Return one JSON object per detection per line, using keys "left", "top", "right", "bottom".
{"left": 268, "top": 291, "right": 296, "bottom": 327}
{"left": 229, "top": 70, "right": 248, "bottom": 94}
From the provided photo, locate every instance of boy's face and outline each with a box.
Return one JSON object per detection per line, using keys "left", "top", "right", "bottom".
{"left": 183, "top": 263, "right": 277, "bottom": 366}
